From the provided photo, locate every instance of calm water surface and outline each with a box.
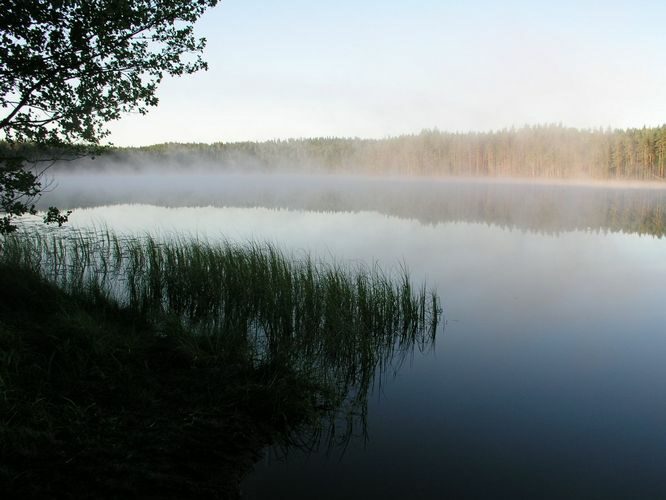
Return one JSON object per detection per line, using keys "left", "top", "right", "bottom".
{"left": 42, "top": 174, "right": 666, "bottom": 498}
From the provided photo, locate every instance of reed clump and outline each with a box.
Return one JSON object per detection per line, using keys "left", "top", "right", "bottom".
{"left": 1, "top": 229, "right": 440, "bottom": 384}
{"left": 0, "top": 228, "right": 442, "bottom": 497}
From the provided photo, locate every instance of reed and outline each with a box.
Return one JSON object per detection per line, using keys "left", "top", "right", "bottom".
{"left": 0, "top": 228, "right": 442, "bottom": 494}
{"left": 1, "top": 229, "right": 441, "bottom": 399}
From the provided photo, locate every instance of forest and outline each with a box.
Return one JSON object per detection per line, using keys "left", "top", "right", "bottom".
{"left": 89, "top": 124, "right": 666, "bottom": 181}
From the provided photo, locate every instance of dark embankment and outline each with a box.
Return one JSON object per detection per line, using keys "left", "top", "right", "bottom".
{"left": 0, "top": 263, "right": 323, "bottom": 498}
{"left": 0, "top": 231, "right": 440, "bottom": 498}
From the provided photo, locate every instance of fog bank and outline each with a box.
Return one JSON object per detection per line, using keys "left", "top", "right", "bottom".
{"left": 39, "top": 171, "right": 666, "bottom": 237}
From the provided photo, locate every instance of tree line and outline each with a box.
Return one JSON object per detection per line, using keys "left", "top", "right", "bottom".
{"left": 107, "top": 124, "right": 666, "bottom": 181}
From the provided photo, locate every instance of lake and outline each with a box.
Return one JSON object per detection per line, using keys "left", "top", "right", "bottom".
{"left": 40, "top": 173, "right": 666, "bottom": 498}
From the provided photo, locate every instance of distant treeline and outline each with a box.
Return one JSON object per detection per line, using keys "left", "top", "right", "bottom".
{"left": 98, "top": 124, "right": 666, "bottom": 181}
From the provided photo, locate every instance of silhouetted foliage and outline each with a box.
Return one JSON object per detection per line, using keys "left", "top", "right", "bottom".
{"left": 0, "top": 0, "right": 218, "bottom": 232}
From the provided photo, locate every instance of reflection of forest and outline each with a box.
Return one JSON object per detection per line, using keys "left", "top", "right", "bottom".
{"left": 241, "top": 181, "right": 666, "bottom": 237}
{"left": 43, "top": 176, "right": 666, "bottom": 238}
{"left": 349, "top": 181, "right": 666, "bottom": 238}
{"left": 225, "top": 180, "right": 666, "bottom": 238}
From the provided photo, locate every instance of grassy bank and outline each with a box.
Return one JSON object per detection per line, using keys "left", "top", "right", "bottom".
{"left": 0, "top": 230, "right": 441, "bottom": 497}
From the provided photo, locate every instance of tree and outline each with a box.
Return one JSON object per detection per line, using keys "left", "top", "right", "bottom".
{"left": 0, "top": 0, "right": 219, "bottom": 232}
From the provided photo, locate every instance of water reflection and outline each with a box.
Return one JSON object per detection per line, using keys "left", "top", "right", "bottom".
{"left": 40, "top": 173, "right": 666, "bottom": 237}
{"left": 31, "top": 173, "right": 666, "bottom": 498}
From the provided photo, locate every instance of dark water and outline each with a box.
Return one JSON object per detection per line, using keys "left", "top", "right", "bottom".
{"left": 242, "top": 223, "right": 666, "bottom": 499}
{"left": 41, "top": 174, "right": 666, "bottom": 498}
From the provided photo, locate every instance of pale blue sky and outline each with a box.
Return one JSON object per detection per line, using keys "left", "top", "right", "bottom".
{"left": 108, "top": 0, "right": 666, "bottom": 146}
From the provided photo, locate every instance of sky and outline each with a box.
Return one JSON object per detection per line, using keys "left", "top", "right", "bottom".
{"left": 108, "top": 0, "right": 666, "bottom": 146}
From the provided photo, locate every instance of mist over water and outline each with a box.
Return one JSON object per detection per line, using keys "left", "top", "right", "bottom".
{"left": 40, "top": 171, "right": 666, "bottom": 237}
{"left": 34, "top": 169, "right": 666, "bottom": 498}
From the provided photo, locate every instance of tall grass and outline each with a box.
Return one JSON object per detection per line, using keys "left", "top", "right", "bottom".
{"left": 0, "top": 228, "right": 441, "bottom": 412}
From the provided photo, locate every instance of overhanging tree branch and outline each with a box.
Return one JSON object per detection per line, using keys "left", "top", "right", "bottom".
{"left": 0, "top": 0, "right": 219, "bottom": 233}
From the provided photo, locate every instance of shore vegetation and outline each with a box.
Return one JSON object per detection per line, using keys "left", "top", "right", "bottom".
{"left": 0, "top": 229, "right": 441, "bottom": 497}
